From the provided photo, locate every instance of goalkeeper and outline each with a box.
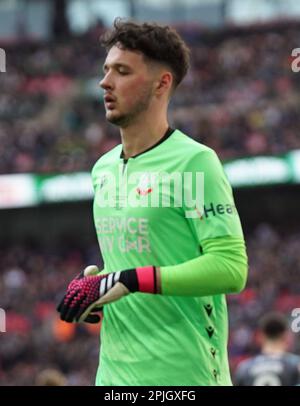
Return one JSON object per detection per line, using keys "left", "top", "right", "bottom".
{"left": 57, "top": 19, "right": 248, "bottom": 386}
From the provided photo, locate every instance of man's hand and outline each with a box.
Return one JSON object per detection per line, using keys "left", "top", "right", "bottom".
{"left": 57, "top": 266, "right": 157, "bottom": 323}
{"left": 57, "top": 265, "right": 103, "bottom": 324}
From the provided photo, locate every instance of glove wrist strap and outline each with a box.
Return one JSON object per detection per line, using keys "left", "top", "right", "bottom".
{"left": 136, "top": 266, "right": 157, "bottom": 293}
{"left": 120, "top": 266, "right": 157, "bottom": 294}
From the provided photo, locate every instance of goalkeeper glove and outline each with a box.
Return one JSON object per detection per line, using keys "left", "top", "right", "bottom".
{"left": 57, "top": 265, "right": 104, "bottom": 324}
{"left": 57, "top": 266, "right": 157, "bottom": 323}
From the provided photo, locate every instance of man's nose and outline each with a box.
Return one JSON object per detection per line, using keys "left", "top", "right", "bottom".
{"left": 99, "top": 74, "right": 113, "bottom": 90}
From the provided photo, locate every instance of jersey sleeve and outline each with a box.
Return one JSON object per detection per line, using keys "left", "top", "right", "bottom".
{"left": 159, "top": 149, "right": 248, "bottom": 297}
{"left": 183, "top": 149, "right": 244, "bottom": 243}
{"left": 160, "top": 235, "right": 247, "bottom": 296}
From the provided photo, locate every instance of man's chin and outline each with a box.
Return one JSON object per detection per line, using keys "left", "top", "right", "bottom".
{"left": 106, "top": 112, "right": 129, "bottom": 126}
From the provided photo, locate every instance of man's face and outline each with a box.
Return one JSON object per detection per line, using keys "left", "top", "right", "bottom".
{"left": 100, "top": 45, "right": 156, "bottom": 127}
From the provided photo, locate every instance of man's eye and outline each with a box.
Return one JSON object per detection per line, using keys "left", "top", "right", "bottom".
{"left": 118, "top": 69, "right": 129, "bottom": 75}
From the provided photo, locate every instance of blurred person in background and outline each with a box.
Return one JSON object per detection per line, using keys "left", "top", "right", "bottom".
{"left": 35, "top": 368, "right": 67, "bottom": 386}
{"left": 234, "top": 312, "right": 300, "bottom": 386}
{"left": 57, "top": 18, "right": 248, "bottom": 386}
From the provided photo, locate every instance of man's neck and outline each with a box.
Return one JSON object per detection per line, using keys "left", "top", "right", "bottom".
{"left": 262, "top": 341, "right": 287, "bottom": 355}
{"left": 120, "top": 117, "right": 169, "bottom": 159}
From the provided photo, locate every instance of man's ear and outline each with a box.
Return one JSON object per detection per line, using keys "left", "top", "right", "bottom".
{"left": 156, "top": 71, "right": 173, "bottom": 95}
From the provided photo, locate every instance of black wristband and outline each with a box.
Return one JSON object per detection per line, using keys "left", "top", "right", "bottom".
{"left": 119, "top": 269, "right": 139, "bottom": 292}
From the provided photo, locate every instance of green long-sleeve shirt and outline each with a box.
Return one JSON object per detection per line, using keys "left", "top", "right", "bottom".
{"left": 92, "top": 128, "right": 248, "bottom": 386}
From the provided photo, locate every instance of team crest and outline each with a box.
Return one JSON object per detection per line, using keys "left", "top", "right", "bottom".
{"left": 136, "top": 173, "right": 154, "bottom": 196}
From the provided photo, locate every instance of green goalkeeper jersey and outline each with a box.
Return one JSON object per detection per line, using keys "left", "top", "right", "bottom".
{"left": 91, "top": 128, "right": 245, "bottom": 386}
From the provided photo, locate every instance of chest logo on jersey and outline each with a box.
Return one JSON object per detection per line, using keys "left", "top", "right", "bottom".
{"left": 136, "top": 173, "right": 153, "bottom": 196}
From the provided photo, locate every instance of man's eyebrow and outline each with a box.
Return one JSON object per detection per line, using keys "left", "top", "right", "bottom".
{"left": 102, "top": 62, "right": 132, "bottom": 72}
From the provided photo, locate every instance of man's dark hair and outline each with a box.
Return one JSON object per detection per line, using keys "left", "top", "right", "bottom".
{"left": 100, "top": 18, "right": 190, "bottom": 89}
{"left": 259, "top": 312, "right": 288, "bottom": 340}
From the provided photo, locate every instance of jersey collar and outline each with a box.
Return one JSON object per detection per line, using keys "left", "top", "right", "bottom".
{"left": 120, "top": 127, "right": 175, "bottom": 162}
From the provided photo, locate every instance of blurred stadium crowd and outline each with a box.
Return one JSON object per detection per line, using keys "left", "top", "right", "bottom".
{"left": 1, "top": 224, "right": 300, "bottom": 385}
{"left": 0, "top": 21, "right": 300, "bottom": 174}
{"left": 0, "top": 240, "right": 101, "bottom": 385}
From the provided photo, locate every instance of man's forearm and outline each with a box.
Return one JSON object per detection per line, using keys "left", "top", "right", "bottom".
{"left": 57, "top": 237, "right": 247, "bottom": 323}
{"left": 159, "top": 236, "right": 248, "bottom": 296}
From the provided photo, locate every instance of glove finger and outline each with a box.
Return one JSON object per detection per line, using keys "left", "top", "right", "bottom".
{"left": 76, "top": 299, "right": 102, "bottom": 323}
{"left": 58, "top": 297, "right": 72, "bottom": 319}
{"left": 58, "top": 281, "right": 81, "bottom": 315}
{"left": 63, "top": 293, "right": 85, "bottom": 322}
{"left": 84, "top": 314, "right": 101, "bottom": 323}
{"left": 59, "top": 289, "right": 81, "bottom": 321}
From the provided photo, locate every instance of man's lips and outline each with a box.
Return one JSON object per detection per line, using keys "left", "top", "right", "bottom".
{"left": 104, "top": 94, "right": 116, "bottom": 109}
{"left": 104, "top": 94, "right": 116, "bottom": 103}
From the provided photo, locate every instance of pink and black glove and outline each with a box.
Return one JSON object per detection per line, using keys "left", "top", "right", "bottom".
{"left": 57, "top": 266, "right": 157, "bottom": 323}
{"left": 57, "top": 265, "right": 104, "bottom": 324}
